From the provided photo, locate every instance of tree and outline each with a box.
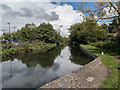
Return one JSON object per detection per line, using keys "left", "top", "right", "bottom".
{"left": 2, "top": 33, "right": 11, "bottom": 40}
{"left": 101, "top": 24, "right": 108, "bottom": 29}
{"left": 2, "top": 23, "right": 64, "bottom": 45}
{"left": 116, "top": 32, "right": 120, "bottom": 44}
{"left": 79, "top": 1, "right": 120, "bottom": 29}
{"left": 69, "top": 19, "right": 108, "bottom": 44}
{"left": 109, "top": 18, "right": 120, "bottom": 33}
{"left": 36, "top": 23, "right": 63, "bottom": 44}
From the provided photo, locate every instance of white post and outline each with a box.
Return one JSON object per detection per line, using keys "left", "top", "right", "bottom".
{"left": 102, "top": 52, "right": 104, "bottom": 55}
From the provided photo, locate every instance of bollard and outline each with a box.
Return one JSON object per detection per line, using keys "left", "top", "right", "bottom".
{"left": 102, "top": 52, "right": 104, "bottom": 55}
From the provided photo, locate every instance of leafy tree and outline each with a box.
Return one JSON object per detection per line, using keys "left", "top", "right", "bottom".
{"left": 109, "top": 18, "right": 120, "bottom": 33}
{"left": 116, "top": 32, "right": 120, "bottom": 44}
{"left": 79, "top": 1, "right": 120, "bottom": 29}
{"left": 69, "top": 19, "right": 108, "bottom": 44}
{"left": 100, "top": 24, "right": 108, "bottom": 30}
{"left": 2, "top": 23, "right": 63, "bottom": 45}
{"left": 36, "top": 23, "right": 62, "bottom": 44}
{"left": 2, "top": 33, "right": 11, "bottom": 40}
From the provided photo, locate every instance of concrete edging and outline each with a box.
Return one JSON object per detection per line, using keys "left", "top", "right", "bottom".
{"left": 37, "top": 46, "right": 107, "bottom": 88}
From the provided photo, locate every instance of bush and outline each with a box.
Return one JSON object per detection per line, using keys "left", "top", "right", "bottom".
{"left": 2, "top": 41, "right": 57, "bottom": 58}
{"left": 90, "top": 41, "right": 105, "bottom": 48}
{"left": 69, "top": 19, "right": 108, "bottom": 44}
{"left": 90, "top": 40, "right": 120, "bottom": 53}
{"left": 116, "top": 32, "right": 120, "bottom": 44}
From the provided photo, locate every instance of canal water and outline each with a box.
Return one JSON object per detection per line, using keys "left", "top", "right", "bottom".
{"left": 1, "top": 45, "right": 93, "bottom": 88}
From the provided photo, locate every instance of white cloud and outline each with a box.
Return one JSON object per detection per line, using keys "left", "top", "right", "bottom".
{"left": 103, "top": 4, "right": 118, "bottom": 18}
{"left": 50, "top": 4, "right": 84, "bottom": 37}
{"left": 0, "top": 2, "right": 84, "bottom": 37}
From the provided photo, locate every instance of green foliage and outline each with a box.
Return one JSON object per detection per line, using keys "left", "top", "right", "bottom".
{"left": 90, "top": 41, "right": 120, "bottom": 56}
{"left": 2, "top": 22, "right": 65, "bottom": 58}
{"left": 2, "top": 48, "right": 18, "bottom": 57}
{"left": 69, "top": 19, "right": 108, "bottom": 44}
{"left": 2, "top": 41, "right": 57, "bottom": 59}
{"left": 109, "top": 18, "right": 120, "bottom": 33}
{"left": 36, "top": 23, "right": 63, "bottom": 44}
{"left": 105, "top": 33, "right": 115, "bottom": 41}
{"left": 90, "top": 41, "right": 105, "bottom": 48}
{"left": 2, "top": 23, "right": 64, "bottom": 45}
{"left": 116, "top": 32, "right": 120, "bottom": 44}
{"left": 100, "top": 24, "right": 109, "bottom": 32}
{"left": 19, "top": 41, "right": 57, "bottom": 53}
{"left": 2, "top": 33, "right": 11, "bottom": 40}
{"left": 78, "top": 2, "right": 120, "bottom": 23}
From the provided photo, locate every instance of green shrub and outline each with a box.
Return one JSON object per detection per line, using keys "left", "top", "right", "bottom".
{"left": 69, "top": 19, "right": 108, "bottom": 44}
{"left": 116, "top": 32, "right": 120, "bottom": 45}
{"left": 90, "top": 41, "right": 105, "bottom": 48}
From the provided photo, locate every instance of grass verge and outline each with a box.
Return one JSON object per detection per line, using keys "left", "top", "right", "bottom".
{"left": 81, "top": 44, "right": 119, "bottom": 89}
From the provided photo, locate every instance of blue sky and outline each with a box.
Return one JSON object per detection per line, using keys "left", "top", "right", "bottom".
{"left": 57, "top": 2, "right": 113, "bottom": 25}
{"left": 52, "top": 2, "right": 96, "bottom": 10}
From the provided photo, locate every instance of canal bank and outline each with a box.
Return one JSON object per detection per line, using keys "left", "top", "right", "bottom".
{"left": 38, "top": 46, "right": 108, "bottom": 88}
{"left": 2, "top": 41, "right": 57, "bottom": 60}
{"left": 2, "top": 45, "right": 93, "bottom": 88}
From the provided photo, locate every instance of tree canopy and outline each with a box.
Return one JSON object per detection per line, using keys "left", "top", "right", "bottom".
{"left": 69, "top": 19, "right": 108, "bottom": 44}
{"left": 79, "top": 2, "right": 119, "bottom": 19}
{"left": 79, "top": 1, "right": 120, "bottom": 29}
{"left": 2, "top": 23, "right": 64, "bottom": 45}
{"left": 109, "top": 17, "right": 120, "bottom": 33}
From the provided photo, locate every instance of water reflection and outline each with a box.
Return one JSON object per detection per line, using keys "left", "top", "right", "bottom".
{"left": 2, "top": 45, "right": 93, "bottom": 88}
{"left": 69, "top": 45, "right": 94, "bottom": 65}
{"left": 3, "top": 45, "right": 65, "bottom": 68}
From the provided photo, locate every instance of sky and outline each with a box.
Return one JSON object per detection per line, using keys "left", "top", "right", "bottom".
{"left": 0, "top": 0, "right": 118, "bottom": 37}
{"left": 0, "top": 1, "right": 93, "bottom": 37}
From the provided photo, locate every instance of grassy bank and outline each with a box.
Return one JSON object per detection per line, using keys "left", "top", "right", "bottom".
{"left": 81, "top": 44, "right": 119, "bottom": 89}
{"left": 89, "top": 41, "right": 120, "bottom": 59}
{"left": 2, "top": 41, "right": 57, "bottom": 59}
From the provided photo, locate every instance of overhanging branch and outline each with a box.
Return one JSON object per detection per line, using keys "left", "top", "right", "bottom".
{"left": 96, "top": 15, "right": 119, "bottom": 21}
{"left": 109, "top": 2, "right": 120, "bottom": 15}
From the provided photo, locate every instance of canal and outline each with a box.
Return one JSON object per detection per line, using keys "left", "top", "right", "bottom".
{"left": 1, "top": 45, "right": 94, "bottom": 88}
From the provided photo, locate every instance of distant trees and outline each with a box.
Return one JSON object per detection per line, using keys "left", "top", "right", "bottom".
{"left": 2, "top": 33, "right": 11, "bottom": 40}
{"left": 69, "top": 19, "right": 108, "bottom": 44}
{"left": 2, "top": 23, "right": 64, "bottom": 45}
{"left": 109, "top": 18, "right": 120, "bottom": 33}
